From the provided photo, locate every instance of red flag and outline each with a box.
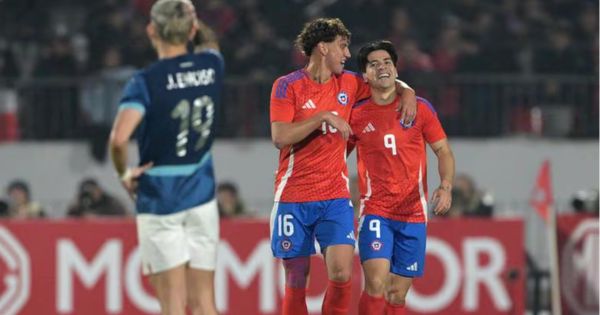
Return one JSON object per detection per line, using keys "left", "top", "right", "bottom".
{"left": 530, "top": 160, "right": 554, "bottom": 222}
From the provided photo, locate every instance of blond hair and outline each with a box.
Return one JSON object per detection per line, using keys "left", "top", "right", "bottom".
{"left": 150, "top": 0, "right": 197, "bottom": 45}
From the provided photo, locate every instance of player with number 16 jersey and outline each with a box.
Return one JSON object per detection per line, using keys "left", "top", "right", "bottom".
{"left": 270, "top": 69, "right": 368, "bottom": 203}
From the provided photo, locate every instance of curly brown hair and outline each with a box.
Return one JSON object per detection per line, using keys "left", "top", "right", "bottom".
{"left": 294, "top": 18, "right": 351, "bottom": 56}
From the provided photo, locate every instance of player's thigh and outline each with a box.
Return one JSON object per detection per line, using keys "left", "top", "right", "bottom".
{"left": 149, "top": 264, "right": 187, "bottom": 305}
{"left": 361, "top": 258, "right": 390, "bottom": 294}
{"left": 314, "top": 198, "right": 356, "bottom": 251}
{"left": 270, "top": 201, "right": 317, "bottom": 258}
{"left": 186, "top": 268, "right": 217, "bottom": 310}
{"left": 358, "top": 215, "right": 394, "bottom": 263}
{"left": 137, "top": 211, "right": 190, "bottom": 275}
{"left": 184, "top": 199, "right": 219, "bottom": 271}
{"left": 390, "top": 222, "right": 426, "bottom": 278}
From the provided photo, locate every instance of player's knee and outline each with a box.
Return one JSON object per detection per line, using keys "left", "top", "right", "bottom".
{"left": 364, "top": 277, "right": 386, "bottom": 296}
{"left": 283, "top": 257, "right": 310, "bottom": 288}
{"left": 387, "top": 288, "right": 407, "bottom": 306}
{"left": 327, "top": 265, "right": 352, "bottom": 282}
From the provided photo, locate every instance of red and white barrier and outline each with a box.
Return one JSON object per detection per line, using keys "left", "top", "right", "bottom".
{"left": 0, "top": 218, "right": 525, "bottom": 315}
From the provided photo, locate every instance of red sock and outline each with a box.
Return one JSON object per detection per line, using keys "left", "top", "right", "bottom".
{"left": 282, "top": 286, "right": 308, "bottom": 315}
{"left": 321, "top": 279, "right": 352, "bottom": 315}
{"left": 385, "top": 301, "right": 406, "bottom": 315}
{"left": 358, "top": 291, "right": 386, "bottom": 315}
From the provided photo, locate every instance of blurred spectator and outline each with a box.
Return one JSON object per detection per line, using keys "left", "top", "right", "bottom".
{"left": 0, "top": 38, "right": 18, "bottom": 79}
{"left": 533, "top": 23, "right": 587, "bottom": 74}
{"left": 5, "top": 180, "right": 45, "bottom": 218}
{"left": 67, "top": 178, "right": 128, "bottom": 217}
{"left": 447, "top": 174, "right": 494, "bottom": 217}
{"left": 0, "top": 199, "right": 9, "bottom": 217}
{"left": 0, "top": 0, "right": 598, "bottom": 139}
{"left": 217, "top": 182, "right": 247, "bottom": 218}
{"left": 571, "top": 189, "right": 599, "bottom": 215}
{"left": 396, "top": 38, "right": 434, "bottom": 76}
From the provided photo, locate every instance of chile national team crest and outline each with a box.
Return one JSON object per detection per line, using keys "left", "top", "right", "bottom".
{"left": 371, "top": 240, "right": 383, "bottom": 251}
{"left": 281, "top": 239, "right": 292, "bottom": 251}
{"left": 400, "top": 117, "right": 415, "bottom": 129}
{"left": 337, "top": 91, "right": 348, "bottom": 106}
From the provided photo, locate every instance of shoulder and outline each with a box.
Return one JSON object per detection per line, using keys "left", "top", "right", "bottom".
{"left": 352, "top": 98, "right": 371, "bottom": 111}
{"left": 194, "top": 49, "right": 224, "bottom": 68}
{"left": 350, "top": 98, "right": 371, "bottom": 123}
{"left": 273, "top": 69, "right": 305, "bottom": 98}
{"left": 341, "top": 70, "right": 362, "bottom": 79}
{"left": 124, "top": 70, "right": 148, "bottom": 90}
{"left": 417, "top": 96, "right": 437, "bottom": 116}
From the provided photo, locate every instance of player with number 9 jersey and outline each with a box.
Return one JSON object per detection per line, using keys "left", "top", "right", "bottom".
{"left": 350, "top": 40, "right": 455, "bottom": 315}
{"left": 350, "top": 96, "right": 446, "bottom": 223}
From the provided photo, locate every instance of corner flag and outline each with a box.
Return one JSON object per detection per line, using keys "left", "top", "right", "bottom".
{"left": 530, "top": 159, "right": 553, "bottom": 222}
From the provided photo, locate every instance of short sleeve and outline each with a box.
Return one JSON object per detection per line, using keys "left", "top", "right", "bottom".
{"left": 119, "top": 73, "right": 150, "bottom": 115}
{"left": 419, "top": 98, "right": 447, "bottom": 144}
{"left": 270, "top": 77, "right": 295, "bottom": 123}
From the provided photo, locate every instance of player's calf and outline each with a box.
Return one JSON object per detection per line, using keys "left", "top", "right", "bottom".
{"left": 387, "top": 274, "right": 413, "bottom": 306}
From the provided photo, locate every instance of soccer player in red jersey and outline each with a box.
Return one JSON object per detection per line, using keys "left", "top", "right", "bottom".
{"left": 269, "top": 19, "right": 417, "bottom": 315}
{"left": 349, "top": 40, "right": 455, "bottom": 315}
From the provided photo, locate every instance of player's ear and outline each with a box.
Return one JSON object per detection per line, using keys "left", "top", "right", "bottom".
{"left": 188, "top": 19, "right": 199, "bottom": 41}
{"left": 317, "top": 42, "right": 328, "bottom": 56}
{"left": 362, "top": 72, "right": 368, "bottom": 83}
{"left": 146, "top": 23, "right": 156, "bottom": 39}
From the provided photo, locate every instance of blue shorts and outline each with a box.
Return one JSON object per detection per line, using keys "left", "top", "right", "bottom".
{"left": 358, "top": 214, "right": 426, "bottom": 277}
{"left": 270, "top": 198, "right": 356, "bottom": 258}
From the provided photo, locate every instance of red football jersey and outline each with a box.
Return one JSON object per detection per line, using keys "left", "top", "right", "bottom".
{"left": 349, "top": 96, "right": 447, "bottom": 222}
{"left": 270, "top": 69, "right": 369, "bottom": 202}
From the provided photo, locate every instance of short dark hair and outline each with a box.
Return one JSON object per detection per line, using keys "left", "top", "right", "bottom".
{"left": 356, "top": 40, "right": 398, "bottom": 73}
{"left": 295, "top": 18, "right": 351, "bottom": 56}
{"left": 217, "top": 182, "right": 238, "bottom": 196}
{"left": 7, "top": 180, "right": 30, "bottom": 199}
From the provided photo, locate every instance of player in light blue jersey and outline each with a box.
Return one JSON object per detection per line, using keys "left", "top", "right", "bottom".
{"left": 109, "top": 1, "right": 223, "bottom": 314}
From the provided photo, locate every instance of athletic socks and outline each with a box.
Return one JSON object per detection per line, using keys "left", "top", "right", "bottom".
{"left": 358, "top": 291, "right": 386, "bottom": 315}
{"left": 282, "top": 286, "right": 308, "bottom": 315}
{"left": 385, "top": 301, "right": 406, "bottom": 315}
{"left": 321, "top": 279, "right": 352, "bottom": 315}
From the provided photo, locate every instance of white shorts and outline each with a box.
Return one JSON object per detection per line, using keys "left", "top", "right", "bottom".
{"left": 136, "top": 199, "right": 219, "bottom": 275}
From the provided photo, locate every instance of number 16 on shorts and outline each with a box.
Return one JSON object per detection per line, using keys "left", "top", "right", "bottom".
{"left": 277, "top": 214, "right": 294, "bottom": 237}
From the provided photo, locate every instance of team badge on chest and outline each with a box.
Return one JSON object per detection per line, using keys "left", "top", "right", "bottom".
{"left": 337, "top": 91, "right": 348, "bottom": 106}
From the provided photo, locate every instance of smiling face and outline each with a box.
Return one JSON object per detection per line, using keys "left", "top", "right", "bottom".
{"left": 323, "top": 35, "right": 351, "bottom": 75}
{"left": 363, "top": 49, "right": 398, "bottom": 90}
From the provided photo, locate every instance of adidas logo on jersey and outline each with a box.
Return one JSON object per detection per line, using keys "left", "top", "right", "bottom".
{"left": 302, "top": 99, "right": 317, "bottom": 109}
{"left": 362, "top": 122, "right": 376, "bottom": 133}
{"left": 406, "top": 262, "right": 418, "bottom": 271}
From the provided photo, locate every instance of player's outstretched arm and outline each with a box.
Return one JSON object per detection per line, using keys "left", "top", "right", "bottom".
{"left": 271, "top": 111, "right": 352, "bottom": 149}
{"left": 395, "top": 79, "right": 417, "bottom": 125}
{"left": 429, "top": 138, "right": 455, "bottom": 215}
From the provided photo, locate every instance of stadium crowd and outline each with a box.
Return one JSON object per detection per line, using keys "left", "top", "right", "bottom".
{"left": 0, "top": 0, "right": 597, "bottom": 80}
{"left": 0, "top": 0, "right": 597, "bottom": 139}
